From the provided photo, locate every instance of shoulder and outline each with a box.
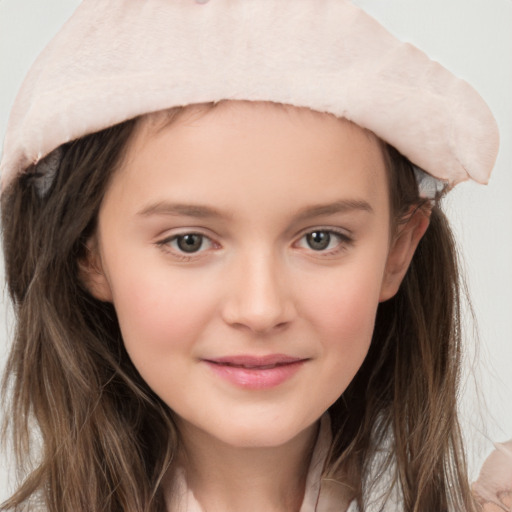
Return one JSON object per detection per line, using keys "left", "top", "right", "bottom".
{"left": 472, "top": 440, "right": 512, "bottom": 511}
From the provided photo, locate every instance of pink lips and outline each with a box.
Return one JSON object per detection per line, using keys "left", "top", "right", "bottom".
{"left": 203, "top": 354, "right": 307, "bottom": 390}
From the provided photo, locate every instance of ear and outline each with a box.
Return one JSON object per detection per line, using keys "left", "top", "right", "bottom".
{"left": 78, "top": 237, "right": 113, "bottom": 303}
{"left": 379, "top": 206, "right": 430, "bottom": 302}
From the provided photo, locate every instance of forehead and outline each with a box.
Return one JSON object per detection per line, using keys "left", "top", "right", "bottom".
{"left": 107, "top": 101, "right": 389, "bottom": 219}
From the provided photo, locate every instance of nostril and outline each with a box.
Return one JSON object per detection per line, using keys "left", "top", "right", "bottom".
{"left": 194, "top": 0, "right": 210, "bottom": 4}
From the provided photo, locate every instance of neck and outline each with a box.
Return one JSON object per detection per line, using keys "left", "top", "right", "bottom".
{"left": 169, "top": 421, "right": 319, "bottom": 512}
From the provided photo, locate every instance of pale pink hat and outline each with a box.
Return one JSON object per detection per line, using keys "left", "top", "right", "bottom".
{"left": 0, "top": 0, "right": 500, "bottom": 193}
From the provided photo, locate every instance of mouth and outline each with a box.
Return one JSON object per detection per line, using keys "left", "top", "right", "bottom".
{"left": 202, "top": 354, "right": 308, "bottom": 390}
{"left": 206, "top": 354, "right": 306, "bottom": 368}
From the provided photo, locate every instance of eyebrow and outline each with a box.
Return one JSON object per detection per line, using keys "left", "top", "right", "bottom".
{"left": 137, "top": 199, "right": 373, "bottom": 220}
{"left": 137, "top": 202, "right": 226, "bottom": 219}
{"left": 295, "top": 199, "right": 374, "bottom": 221}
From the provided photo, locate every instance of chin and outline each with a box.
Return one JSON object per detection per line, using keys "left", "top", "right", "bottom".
{"left": 210, "top": 415, "right": 319, "bottom": 449}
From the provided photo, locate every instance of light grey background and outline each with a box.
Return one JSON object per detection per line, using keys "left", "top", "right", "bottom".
{"left": 1, "top": 0, "right": 511, "bottom": 500}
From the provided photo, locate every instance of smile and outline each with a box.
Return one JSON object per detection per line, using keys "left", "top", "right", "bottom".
{"left": 202, "top": 355, "right": 308, "bottom": 390}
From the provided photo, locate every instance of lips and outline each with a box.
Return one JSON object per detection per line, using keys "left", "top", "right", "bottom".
{"left": 202, "top": 354, "right": 308, "bottom": 390}
{"left": 207, "top": 354, "right": 305, "bottom": 367}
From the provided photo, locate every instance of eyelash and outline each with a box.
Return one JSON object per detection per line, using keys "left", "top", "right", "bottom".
{"left": 156, "top": 231, "right": 217, "bottom": 261}
{"left": 156, "top": 228, "right": 353, "bottom": 261}
{"left": 294, "top": 228, "right": 353, "bottom": 256}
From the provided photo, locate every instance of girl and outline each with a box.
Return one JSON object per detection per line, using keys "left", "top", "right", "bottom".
{"left": 0, "top": 1, "right": 510, "bottom": 511}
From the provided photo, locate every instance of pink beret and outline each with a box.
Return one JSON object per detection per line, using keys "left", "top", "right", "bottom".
{"left": 0, "top": 0, "right": 500, "bottom": 191}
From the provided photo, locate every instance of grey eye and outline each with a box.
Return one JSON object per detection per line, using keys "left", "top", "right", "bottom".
{"left": 306, "top": 231, "right": 332, "bottom": 251}
{"left": 176, "top": 234, "right": 204, "bottom": 253}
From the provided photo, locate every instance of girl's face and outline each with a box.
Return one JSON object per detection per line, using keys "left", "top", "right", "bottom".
{"left": 85, "top": 101, "right": 424, "bottom": 448}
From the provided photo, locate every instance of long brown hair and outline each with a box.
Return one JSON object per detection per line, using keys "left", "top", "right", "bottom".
{"left": 327, "top": 146, "right": 477, "bottom": 511}
{"left": 1, "top": 103, "right": 478, "bottom": 511}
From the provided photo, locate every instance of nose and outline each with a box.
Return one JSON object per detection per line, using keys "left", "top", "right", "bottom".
{"left": 221, "top": 250, "right": 296, "bottom": 335}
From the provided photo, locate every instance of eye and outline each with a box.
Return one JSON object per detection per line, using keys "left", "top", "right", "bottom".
{"left": 305, "top": 231, "right": 332, "bottom": 251}
{"left": 160, "top": 233, "right": 214, "bottom": 254}
{"left": 297, "top": 229, "right": 351, "bottom": 252}
{"left": 175, "top": 234, "right": 205, "bottom": 253}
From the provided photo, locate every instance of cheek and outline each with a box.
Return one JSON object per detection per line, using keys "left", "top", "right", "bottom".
{"left": 299, "top": 259, "right": 385, "bottom": 387}
{"left": 304, "top": 254, "right": 384, "bottom": 332}
{"left": 106, "top": 262, "right": 218, "bottom": 373}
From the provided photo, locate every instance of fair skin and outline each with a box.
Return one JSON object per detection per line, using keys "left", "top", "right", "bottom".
{"left": 83, "top": 101, "right": 428, "bottom": 512}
